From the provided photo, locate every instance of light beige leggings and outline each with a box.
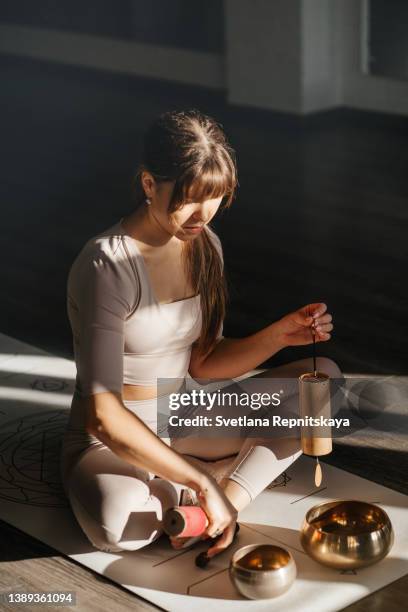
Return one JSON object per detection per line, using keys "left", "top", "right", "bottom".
{"left": 66, "top": 357, "right": 341, "bottom": 552}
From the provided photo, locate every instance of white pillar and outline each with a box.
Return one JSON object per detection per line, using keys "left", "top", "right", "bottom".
{"left": 225, "top": 0, "right": 342, "bottom": 114}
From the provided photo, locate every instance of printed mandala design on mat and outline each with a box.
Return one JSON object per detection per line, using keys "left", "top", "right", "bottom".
{"left": 267, "top": 471, "right": 292, "bottom": 488}
{"left": 0, "top": 410, "right": 69, "bottom": 507}
{"left": 30, "top": 378, "right": 70, "bottom": 392}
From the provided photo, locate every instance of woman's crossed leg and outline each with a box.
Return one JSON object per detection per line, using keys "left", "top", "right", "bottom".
{"left": 66, "top": 356, "right": 341, "bottom": 552}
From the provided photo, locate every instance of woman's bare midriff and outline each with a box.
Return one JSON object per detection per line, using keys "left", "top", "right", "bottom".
{"left": 122, "top": 383, "right": 160, "bottom": 401}
{"left": 122, "top": 380, "right": 185, "bottom": 401}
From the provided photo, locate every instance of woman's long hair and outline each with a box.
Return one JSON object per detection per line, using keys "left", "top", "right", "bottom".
{"left": 132, "top": 109, "right": 238, "bottom": 358}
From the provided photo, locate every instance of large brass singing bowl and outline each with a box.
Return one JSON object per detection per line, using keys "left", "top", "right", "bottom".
{"left": 300, "top": 500, "right": 394, "bottom": 570}
{"left": 229, "top": 544, "right": 297, "bottom": 599}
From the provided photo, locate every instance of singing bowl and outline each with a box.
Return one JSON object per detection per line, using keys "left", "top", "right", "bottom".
{"left": 300, "top": 500, "right": 394, "bottom": 569}
{"left": 229, "top": 544, "right": 297, "bottom": 599}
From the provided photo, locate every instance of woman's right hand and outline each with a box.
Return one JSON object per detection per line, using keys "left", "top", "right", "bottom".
{"left": 275, "top": 302, "right": 333, "bottom": 348}
{"left": 196, "top": 475, "right": 238, "bottom": 557}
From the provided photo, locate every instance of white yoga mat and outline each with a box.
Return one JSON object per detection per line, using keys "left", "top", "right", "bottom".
{"left": 0, "top": 332, "right": 407, "bottom": 611}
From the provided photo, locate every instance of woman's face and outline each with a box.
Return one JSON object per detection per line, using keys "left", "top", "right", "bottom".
{"left": 143, "top": 173, "right": 223, "bottom": 241}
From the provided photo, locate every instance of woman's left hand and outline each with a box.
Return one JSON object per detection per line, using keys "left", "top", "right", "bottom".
{"left": 276, "top": 302, "right": 333, "bottom": 348}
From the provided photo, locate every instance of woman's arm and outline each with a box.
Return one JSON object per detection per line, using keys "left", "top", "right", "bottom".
{"left": 86, "top": 391, "right": 209, "bottom": 492}
{"left": 87, "top": 392, "right": 239, "bottom": 543}
{"left": 189, "top": 302, "right": 333, "bottom": 380}
{"left": 189, "top": 321, "right": 285, "bottom": 380}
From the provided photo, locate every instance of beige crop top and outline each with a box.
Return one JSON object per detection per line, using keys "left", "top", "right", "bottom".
{"left": 67, "top": 217, "right": 224, "bottom": 398}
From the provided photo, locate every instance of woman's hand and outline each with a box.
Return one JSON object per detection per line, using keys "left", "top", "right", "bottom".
{"left": 169, "top": 477, "right": 245, "bottom": 555}
{"left": 276, "top": 302, "right": 333, "bottom": 348}
{"left": 195, "top": 475, "right": 238, "bottom": 558}
{"left": 168, "top": 475, "right": 237, "bottom": 554}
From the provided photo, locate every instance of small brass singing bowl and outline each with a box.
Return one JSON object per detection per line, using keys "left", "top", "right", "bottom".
{"left": 229, "top": 544, "right": 297, "bottom": 599}
{"left": 300, "top": 500, "right": 394, "bottom": 570}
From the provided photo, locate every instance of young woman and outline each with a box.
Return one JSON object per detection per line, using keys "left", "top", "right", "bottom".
{"left": 61, "top": 109, "right": 339, "bottom": 559}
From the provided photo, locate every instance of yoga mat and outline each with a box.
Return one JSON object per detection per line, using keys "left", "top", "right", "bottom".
{"left": 0, "top": 332, "right": 407, "bottom": 611}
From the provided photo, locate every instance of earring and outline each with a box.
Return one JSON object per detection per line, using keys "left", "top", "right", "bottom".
{"left": 146, "top": 197, "right": 151, "bottom": 206}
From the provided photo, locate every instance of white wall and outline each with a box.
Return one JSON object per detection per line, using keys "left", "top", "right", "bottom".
{"left": 224, "top": 0, "right": 343, "bottom": 115}
{"left": 0, "top": 24, "right": 225, "bottom": 90}
{"left": 225, "top": 0, "right": 303, "bottom": 114}
{"left": 226, "top": 0, "right": 408, "bottom": 116}
{"left": 301, "top": 0, "right": 342, "bottom": 113}
{"left": 1, "top": 1, "right": 407, "bottom": 116}
{"left": 339, "top": 0, "right": 408, "bottom": 116}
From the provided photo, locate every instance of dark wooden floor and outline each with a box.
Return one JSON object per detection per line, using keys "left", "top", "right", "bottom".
{"left": 0, "top": 518, "right": 162, "bottom": 611}
{"left": 1, "top": 54, "right": 407, "bottom": 610}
